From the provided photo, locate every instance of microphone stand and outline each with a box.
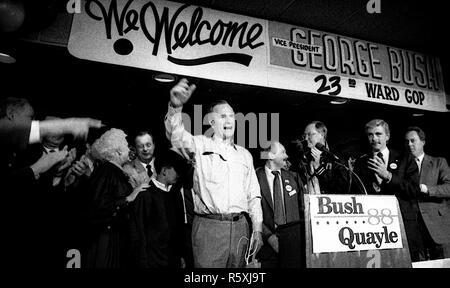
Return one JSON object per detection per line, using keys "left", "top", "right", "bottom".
{"left": 333, "top": 161, "right": 368, "bottom": 195}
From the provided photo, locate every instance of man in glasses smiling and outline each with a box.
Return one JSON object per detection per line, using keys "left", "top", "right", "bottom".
{"left": 300, "top": 121, "right": 350, "bottom": 195}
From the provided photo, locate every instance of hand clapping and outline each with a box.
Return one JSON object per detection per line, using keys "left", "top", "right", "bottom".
{"left": 367, "top": 155, "right": 390, "bottom": 181}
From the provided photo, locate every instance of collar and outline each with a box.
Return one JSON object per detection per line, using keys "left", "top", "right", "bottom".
{"left": 151, "top": 178, "right": 171, "bottom": 192}
{"left": 374, "top": 147, "right": 389, "bottom": 158}
{"left": 139, "top": 158, "right": 153, "bottom": 168}
{"left": 43, "top": 146, "right": 59, "bottom": 153}
{"left": 265, "top": 165, "right": 281, "bottom": 176}
{"left": 212, "top": 134, "right": 237, "bottom": 150}
{"left": 416, "top": 153, "right": 425, "bottom": 163}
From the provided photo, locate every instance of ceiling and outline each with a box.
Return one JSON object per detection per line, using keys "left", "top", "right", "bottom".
{"left": 1, "top": 0, "right": 449, "bottom": 161}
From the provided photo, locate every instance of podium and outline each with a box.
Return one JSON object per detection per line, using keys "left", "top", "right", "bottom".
{"left": 304, "top": 194, "right": 412, "bottom": 268}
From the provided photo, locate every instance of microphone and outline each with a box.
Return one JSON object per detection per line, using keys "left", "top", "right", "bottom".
{"left": 315, "top": 143, "right": 340, "bottom": 161}
{"left": 291, "top": 139, "right": 308, "bottom": 152}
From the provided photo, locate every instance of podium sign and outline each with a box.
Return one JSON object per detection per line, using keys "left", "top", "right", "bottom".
{"left": 304, "top": 194, "right": 412, "bottom": 268}
{"left": 310, "top": 195, "right": 403, "bottom": 253}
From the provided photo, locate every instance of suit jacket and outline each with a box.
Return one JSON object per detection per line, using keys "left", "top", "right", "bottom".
{"left": 256, "top": 167, "right": 305, "bottom": 239}
{"left": 418, "top": 155, "right": 450, "bottom": 244}
{"left": 353, "top": 149, "right": 422, "bottom": 254}
{"left": 123, "top": 158, "right": 153, "bottom": 180}
{"left": 352, "top": 149, "right": 419, "bottom": 198}
{"left": 17, "top": 143, "right": 64, "bottom": 192}
{"left": 0, "top": 118, "right": 35, "bottom": 188}
{"left": 256, "top": 167, "right": 306, "bottom": 266}
{"left": 0, "top": 119, "right": 68, "bottom": 266}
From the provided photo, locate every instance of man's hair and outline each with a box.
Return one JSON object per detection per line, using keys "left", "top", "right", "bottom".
{"left": 154, "top": 149, "right": 186, "bottom": 175}
{"left": 207, "top": 100, "right": 231, "bottom": 114}
{"left": 365, "top": 119, "right": 390, "bottom": 137}
{"left": 134, "top": 130, "right": 154, "bottom": 143}
{"left": 406, "top": 126, "right": 426, "bottom": 141}
{"left": 0, "top": 97, "right": 30, "bottom": 119}
{"left": 309, "top": 120, "right": 327, "bottom": 140}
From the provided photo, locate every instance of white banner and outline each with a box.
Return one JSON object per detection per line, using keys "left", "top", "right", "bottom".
{"left": 68, "top": 0, "right": 448, "bottom": 112}
{"left": 309, "top": 195, "right": 403, "bottom": 253}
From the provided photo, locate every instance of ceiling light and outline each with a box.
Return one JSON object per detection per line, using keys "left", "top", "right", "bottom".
{"left": 0, "top": 52, "right": 16, "bottom": 64}
{"left": 330, "top": 97, "right": 348, "bottom": 105}
{"left": 153, "top": 73, "right": 176, "bottom": 83}
{"left": 412, "top": 113, "right": 424, "bottom": 117}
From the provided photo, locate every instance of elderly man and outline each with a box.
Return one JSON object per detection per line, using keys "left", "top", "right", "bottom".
{"left": 164, "top": 78, "right": 263, "bottom": 268}
{"left": 405, "top": 126, "right": 450, "bottom": 260}
{"left": 256, "top": 141, "right": 306, "bottom": 268}
{"left": 301, "top": 121, "right": 349, "bottom": 194}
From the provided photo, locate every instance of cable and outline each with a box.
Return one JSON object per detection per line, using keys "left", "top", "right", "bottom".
{"left": 334, "top": 161, "right": 368, "bottom": 195}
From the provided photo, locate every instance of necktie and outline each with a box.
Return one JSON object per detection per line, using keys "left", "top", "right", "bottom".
{"left": 272, "top": 171, "right": 286, "bottom": 226}
{"left": 415, "top": 157, "right": 421, "bottom": 174}
{"left": 373, "top": 152, "right": 384, "bottom": 192}
{"left": 146, "top": 164, "right": 153, "bottom": 178}
{"left": 377, "top": 152, "right": 384, "bottom": 164}
{"left": 307, "top": 162, "right": 321, "bottom": 194}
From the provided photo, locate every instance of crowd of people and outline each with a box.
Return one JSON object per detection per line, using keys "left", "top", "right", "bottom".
{"left": 1, "top": 78, "right": 449, "bottom": 268}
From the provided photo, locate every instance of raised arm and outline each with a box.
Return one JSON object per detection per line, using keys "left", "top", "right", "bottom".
{"left": 164, "top": 78, "right": 198, "bottom": 157}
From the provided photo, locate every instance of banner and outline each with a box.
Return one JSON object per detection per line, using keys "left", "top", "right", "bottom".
{"left": 309, "top": 195, "right": 403, "bottom": 253}
{"left": 68, "top": 0, "right": 448, "bottom": 112}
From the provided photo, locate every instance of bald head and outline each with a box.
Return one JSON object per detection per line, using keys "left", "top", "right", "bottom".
{"left": 265, "top": 141, "right": 288, "bottom": 170}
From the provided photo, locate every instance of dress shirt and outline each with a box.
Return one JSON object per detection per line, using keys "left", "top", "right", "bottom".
{"left": 43, "top": 146, "right": 59, "bottom": 154}
{"left": 374, "top": 147, "right": 389, "bottom": 166}
{"left": 29, "top": 121, "right": 40, "bottom": 144}
{"left": 151, "top": 177, "right": 172, "bottom": 192}
{"left": 165, "top": 103, "right": 263, "bottom": 232}
{"left": 415, "top": 153, "right": 425, "bottom": 173}
{"left": 140, "top": 158, "right": 155, "bottom": 178}
{"left": 264, "top": 165, "right": 284, "bottom": 204}
{"left": 43, "top": 146, "right": 62, "bottom": 186}
{"left": 373, "top": 147, "right": 390, "bottom": 186}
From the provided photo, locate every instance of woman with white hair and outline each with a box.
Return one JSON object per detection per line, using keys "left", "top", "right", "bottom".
{"left": 83, "top": 128, "right": 148, "bottom": 268}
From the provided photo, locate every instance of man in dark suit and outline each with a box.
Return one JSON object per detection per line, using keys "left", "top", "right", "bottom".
{"left": 0, "top": 97, "right": 102, "bottom": 268}
{"left": 352, "top": 119, "right": 421, "bottom": 261}
{"left": 405, "top": 126, "right": 450, "bottom": 259}
{"left": 300, "top": 121, "right": 350, "bottom": 194}
{"left": 256, "top": 141, "right": 306, "bottom": 268}
{"left": 1, "top": 98, "right": 102, "bottom": 187}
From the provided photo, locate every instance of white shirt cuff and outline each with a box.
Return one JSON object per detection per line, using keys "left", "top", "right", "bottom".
{"left": 28, "top": 120, "right": 40, "bottom": 144}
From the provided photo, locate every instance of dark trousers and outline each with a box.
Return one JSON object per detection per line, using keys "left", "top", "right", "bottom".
{"left": 258, "top": 222, "right": 305, "bottom": 268}
{"left": 416, "top": 214, "right": 446, "bottom": 261}
{"left": 277, "top": 222, "right": 304, "bottom": 268}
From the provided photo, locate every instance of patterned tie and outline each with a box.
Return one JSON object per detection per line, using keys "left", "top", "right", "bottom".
{"left": 272, "top": 171, "right": 286, "bottom": 226}
{"left": 146, "top": 164, "right": 153, "bottom": 178}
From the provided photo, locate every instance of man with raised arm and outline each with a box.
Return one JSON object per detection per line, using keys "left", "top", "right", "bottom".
{"left": 164, "top": 78, "right": 263, "bottom": 268}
